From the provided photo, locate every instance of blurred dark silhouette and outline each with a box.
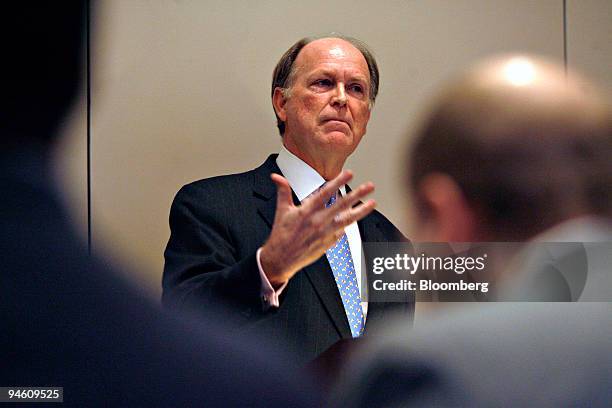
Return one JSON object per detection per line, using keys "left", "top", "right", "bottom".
{"left": 0, "top": 3, "right": 319, "bottom": 406}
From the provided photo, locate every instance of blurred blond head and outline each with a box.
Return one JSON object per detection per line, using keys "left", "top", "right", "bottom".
{"left": 408, "top": 55, "right": 612, "bottom": 242}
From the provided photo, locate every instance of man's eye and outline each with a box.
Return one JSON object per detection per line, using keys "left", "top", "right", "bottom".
{"left": 349, "top": 84, "right": 364, "bottom": 94}
{"left": 313, "top": 79, "right": 332, "bottom": 87}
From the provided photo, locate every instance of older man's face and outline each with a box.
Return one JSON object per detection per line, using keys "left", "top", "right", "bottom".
{"left": 276, "top": 38, "right": 372, "bottom": 168}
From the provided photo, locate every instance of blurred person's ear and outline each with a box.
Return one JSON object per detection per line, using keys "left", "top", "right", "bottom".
{"left": 415, "top": 173, "right": 477, "bottom": 242}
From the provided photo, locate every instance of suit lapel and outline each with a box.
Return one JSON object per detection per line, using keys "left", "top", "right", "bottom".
{"left": 357, "top": 212, "right": 391, "bottom": 335}
{"left": 252, "top": 155, "right": 280, "bottom": 228}
{"left": 303, "top": 258, "right": 352, "bottom": 339}
{"left": 251, "top": 154, "right": 352, "bottom": 339}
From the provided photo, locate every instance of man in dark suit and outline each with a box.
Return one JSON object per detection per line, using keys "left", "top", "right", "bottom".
{"left": 1, "top": 3, "right": 318, "bottom": 406}
{"left": 332, "top": 55, "right": 612, "bottom": 406}
{"left": 163, "top": 35, "right": 413, "bottom": 365}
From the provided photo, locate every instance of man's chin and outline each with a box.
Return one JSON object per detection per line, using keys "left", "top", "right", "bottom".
{"left": 322, "top": 120, "right": 351, "bottom": 133}
{"left": 321, "top": 130, "right": 353, "bottom": 144}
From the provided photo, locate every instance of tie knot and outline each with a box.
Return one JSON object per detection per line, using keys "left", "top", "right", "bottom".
{"left": 326, "top": 191, "right": 337, "bottom": 208}
{"left": 316, "top": 182, "right": 339, "bottom": 208}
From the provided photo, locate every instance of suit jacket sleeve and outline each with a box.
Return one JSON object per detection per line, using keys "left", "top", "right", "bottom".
{"left": 162, "top": 183, "right": 264, "bottom": 322}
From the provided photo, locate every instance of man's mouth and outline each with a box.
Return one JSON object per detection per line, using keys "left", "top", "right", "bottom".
{"left": 322, "top": 118, "right": 351, "bottom": 128}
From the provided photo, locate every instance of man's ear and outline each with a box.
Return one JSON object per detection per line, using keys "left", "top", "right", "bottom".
{"left": 272, "top": 87, "right": 288, "bottom": 122}
{"left": 416, "top": 173, "right": 478, "bottom": 242}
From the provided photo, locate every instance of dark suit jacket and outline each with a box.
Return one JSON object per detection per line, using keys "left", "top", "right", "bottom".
{"left": 1, "top": 147, "right": 318, "bottom": 407}
{"left": 163, "top": 154, "right": 414, "bottom": 365}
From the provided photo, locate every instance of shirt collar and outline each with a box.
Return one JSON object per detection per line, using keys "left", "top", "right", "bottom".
{"left": 276, "top": 145, "right": 346, "bottom": 202}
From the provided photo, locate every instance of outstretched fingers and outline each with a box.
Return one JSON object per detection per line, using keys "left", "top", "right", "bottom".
{"left": 271, "top": 173, "right": 295, "bottom": 212}
{"left": 333, "top": 199, "right": 377, "bottom": 228}
{"left": 337, "top": 182, "right": 375, "bottom": 212}
{"left": 322, "top": 181, "right": 376, "bottom": 224}
{"left": 319, "top": 199, "right": 376, "bottom": 250}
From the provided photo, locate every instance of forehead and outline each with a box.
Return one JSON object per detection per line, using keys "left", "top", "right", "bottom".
{"left": 293, "top": 38, "right": 370, "bottom": 80}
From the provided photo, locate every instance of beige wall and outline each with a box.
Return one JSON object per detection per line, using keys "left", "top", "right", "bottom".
{"left": 567, "top": 0, "right": 612, "bottom": 96}
{"left": 56, "top": 0, "right": 612, "bottom": 295}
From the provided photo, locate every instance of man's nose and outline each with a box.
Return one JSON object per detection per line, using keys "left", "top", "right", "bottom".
{"left": 331, "top": 83, "right": 347, "bottom": 107}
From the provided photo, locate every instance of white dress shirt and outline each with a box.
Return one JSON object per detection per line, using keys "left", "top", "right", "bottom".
{"left": 257, "top": 146, "right": 368, "bottom": 318}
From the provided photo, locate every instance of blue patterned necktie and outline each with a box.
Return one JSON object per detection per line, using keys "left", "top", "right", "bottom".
{"left": 325, "top": 191, "right": 365, "bottom": 338}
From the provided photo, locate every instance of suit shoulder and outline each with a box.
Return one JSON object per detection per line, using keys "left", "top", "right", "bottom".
{"left": 173, "top": 167, "right": 262, "bottom": 206}
{"left": 182, "top": 168, "right": 255, "bottom": 193}
{"left": 174, "top": 154, "right": 277, "bottom": 200}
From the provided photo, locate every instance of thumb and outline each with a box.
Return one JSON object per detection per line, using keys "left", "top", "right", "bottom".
{"left": 271, "top": 173, "right": 294, "bottom": 211}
